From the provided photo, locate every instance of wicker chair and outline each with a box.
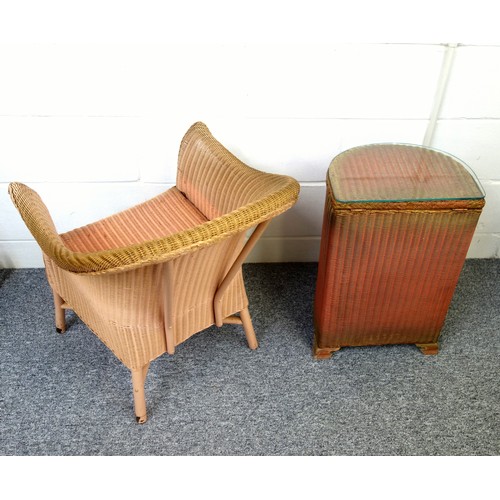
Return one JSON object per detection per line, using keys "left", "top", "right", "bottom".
{"left": 9, "top": 122, "right": 300, "bottom": 423}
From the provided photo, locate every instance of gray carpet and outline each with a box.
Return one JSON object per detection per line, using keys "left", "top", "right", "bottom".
{"left": 0, "top": 261, "right": 499, "bottom": 456}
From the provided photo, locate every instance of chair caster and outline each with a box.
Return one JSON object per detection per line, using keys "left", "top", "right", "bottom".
{"left": 136, "top": 415, "right": 147, "bottom": 424}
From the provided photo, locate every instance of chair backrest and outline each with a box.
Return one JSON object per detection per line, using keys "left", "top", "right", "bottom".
{"left": 177, "top": 122, "right": 293, "bottom": 220}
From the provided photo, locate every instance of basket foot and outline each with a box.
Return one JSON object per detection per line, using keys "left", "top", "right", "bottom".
{"left": 416, "top": 343, "right": 439, "bottom": 355}
{"left": 313, "top": 337, "right": 341, "bottom": 359}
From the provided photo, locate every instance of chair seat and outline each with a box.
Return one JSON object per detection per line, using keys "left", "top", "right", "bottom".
{"left": 61, "top": 187, "right": 208, "bottom": 252}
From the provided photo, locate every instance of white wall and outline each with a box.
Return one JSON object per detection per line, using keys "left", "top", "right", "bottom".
{"left": 1, "top": 43, "right": 499, "bottom": 267}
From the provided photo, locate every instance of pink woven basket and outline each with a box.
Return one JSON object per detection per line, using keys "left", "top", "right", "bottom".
{"left": 314, "top": 144, "right": 485, "bottom": 359}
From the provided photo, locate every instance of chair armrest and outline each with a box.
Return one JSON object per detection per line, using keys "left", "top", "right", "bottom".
{"left": 9, "top": 179, "right": 299, "bottom": 275}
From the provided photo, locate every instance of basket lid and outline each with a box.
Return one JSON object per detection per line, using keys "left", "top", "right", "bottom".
{"left": 328, "top": 144, "right": 485, "bottom": 205}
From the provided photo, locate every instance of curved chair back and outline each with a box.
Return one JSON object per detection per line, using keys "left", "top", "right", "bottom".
{"left": 178, "top": 122, "right": 295, "bottom": 219}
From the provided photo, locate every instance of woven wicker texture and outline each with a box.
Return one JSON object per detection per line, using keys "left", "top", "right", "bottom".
{"left": 315, "top": 143, "right": 484, "bottom": 357}
{"left": 9, "top": 123, "right": 299, "bottom": 276}
{"left": 9, "top": 122, "right": 300, "bottom": 421}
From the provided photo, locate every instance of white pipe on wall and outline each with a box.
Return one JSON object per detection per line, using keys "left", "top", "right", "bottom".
{"left": 423, "top": 43, "right": 458, "bottom": 147}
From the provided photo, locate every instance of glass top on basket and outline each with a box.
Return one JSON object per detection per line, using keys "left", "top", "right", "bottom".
{"left": 328, "top": 144, "right": 485, "bottom": 203}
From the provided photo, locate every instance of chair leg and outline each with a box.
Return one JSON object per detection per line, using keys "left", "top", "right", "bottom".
{"left": 240, "top": 307, "right": 258, "bottom": 350}
{"left": 52, "top": 290, "right": 66, "bottom": 333}
{"left": 131, "top": 363, "right": 150, "bottom": 424}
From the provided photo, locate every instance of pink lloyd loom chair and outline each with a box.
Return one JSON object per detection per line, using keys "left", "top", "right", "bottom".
{"left": 9, "top": 122, "right": 300, "bottom": 423}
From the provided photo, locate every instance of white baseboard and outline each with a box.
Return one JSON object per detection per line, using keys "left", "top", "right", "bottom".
{"left": 0, "top": 241, "right": 44, "bottom": 268}
{"left": 247, "top": 236, "right": 321, "bottom": 263}
{"left": 1, "top": 234, "right": 498, "bottom": 269}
